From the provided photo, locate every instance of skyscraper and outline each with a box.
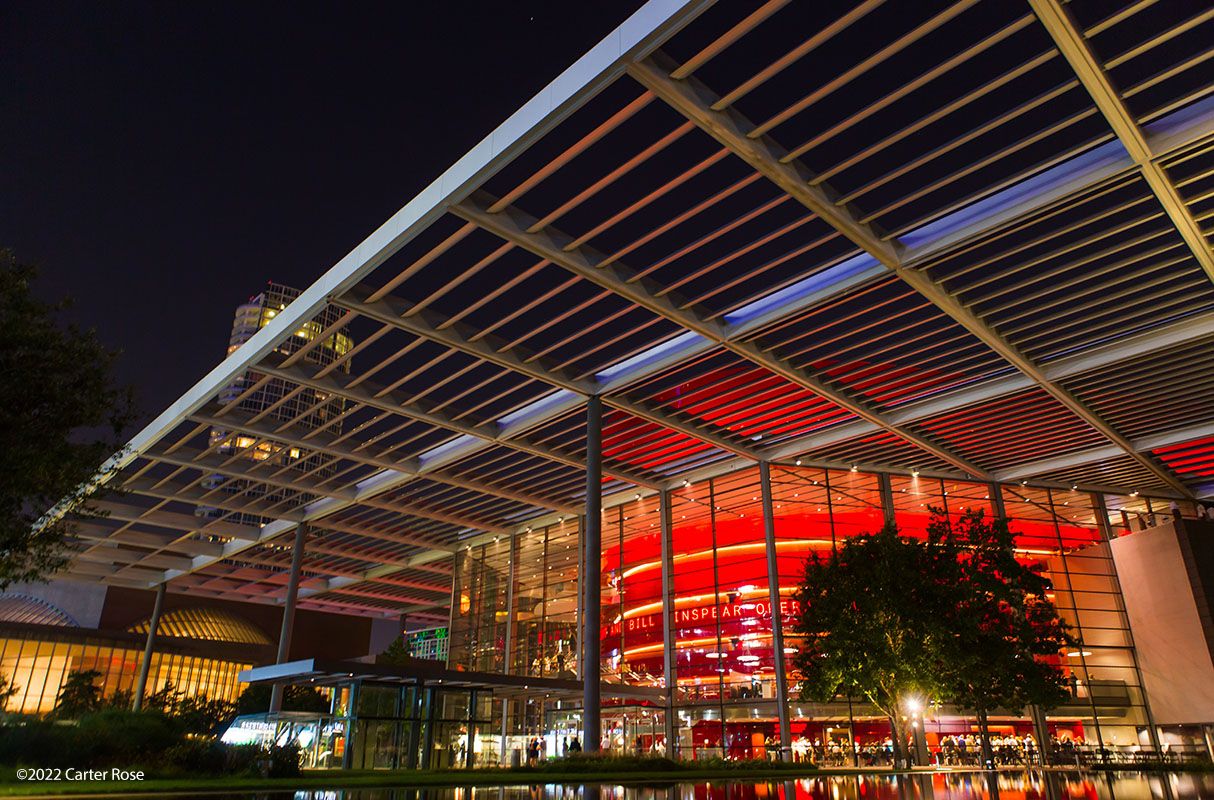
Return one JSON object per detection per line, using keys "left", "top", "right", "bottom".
{"left": 197, "top": 282, "right": 353, "bottom": 523}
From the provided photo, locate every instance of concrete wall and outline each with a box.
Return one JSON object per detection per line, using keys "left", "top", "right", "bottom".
{"left": 97, "top": 585, "right": 383, "bottom": 661}
{"left": 2, "top": 580, "right": 108, "bottom": 628}
{"left": 1111, "top": 521, "right": 1214, "bottom": 725}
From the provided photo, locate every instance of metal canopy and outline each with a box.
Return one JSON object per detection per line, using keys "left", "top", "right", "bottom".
{"left": 53, "top": 0, "right": 1214, "bottom": 618}
{"left": 238, "top": 657, "right": 665, "bottom": 701}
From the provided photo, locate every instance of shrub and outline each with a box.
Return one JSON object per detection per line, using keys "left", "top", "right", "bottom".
{"left": 161, "top": 738, "right": 228, "bottom": 775}
{"left": 0, "top": 719, "right": 75, "bottom": 768}
{"left": 172, "top": 694, "right": 237, "bottom": 736}
{"left": 222, "top": 743, "right": 267, "bottom": 776}
{"left": 0, "top": 712, "right": 301, "bottom": 777}
{"left": 267, "top": 743, "right": 302, "bottom": 778}
{"left": 73, "top": 709, "right": 184, "bottom": 765}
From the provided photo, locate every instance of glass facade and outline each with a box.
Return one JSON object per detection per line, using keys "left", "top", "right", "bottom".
{"left": 449, "top": 462, "right": 1197, "bottom": 763}
{"left": 345, "top": 684, "right": 494, "bottom": 769}
{"left": 0, "top": 630, "right": 249, "bottom": 715}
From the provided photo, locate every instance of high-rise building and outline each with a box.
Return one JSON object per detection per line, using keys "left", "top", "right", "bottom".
{"left": 197, "top": 282, "right": 354, "bottom": 523}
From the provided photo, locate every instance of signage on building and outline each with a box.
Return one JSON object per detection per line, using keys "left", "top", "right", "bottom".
{"left": 621, "top": 598, "right": 801, "bottom": 634}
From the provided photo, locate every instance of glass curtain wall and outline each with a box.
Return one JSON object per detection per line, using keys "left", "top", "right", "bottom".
{"left": 446, "top": 463, "right": 1186, "bottom": 762}
{"left": 768, "top": 466, "right": 885, "bottom": 759}
{"left": 510, "top": 519, "right": 580, "bottom": 680}
{"left": 449, "top": 537, "right": 511, "bottom": 673}
{"left": 347, "top": 685, "right": 493, "bottom": 770}
{"left": 0, "top": 634, "right": 249, "bottom": 715}
{"left": 601, "top": 495, "right": 666, "bottom": 754}
{"left": 1001, "top": 485, "right": 1151, "bottom": 752}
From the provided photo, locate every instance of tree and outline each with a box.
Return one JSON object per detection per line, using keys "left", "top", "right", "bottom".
{"left": 790, "top": 524, "right": 959, "bottom": 767}
{"left": 790, "top": 510, "right": 1076, "bottom": 770}
{"left": 54, "top": 669, "right": 104, "bottom": 717}
{"left": 376, "top": 636, "right": 411, "bottom": 666}
{"left": 173, "top": 693, "right": 238, "bottom": 735}
{"left": 0, "top": 249, "right": 136, "bottom": 588}
{"left": 235, "top": 684, "right": 329, "bottom": 715}
{"left": 933, "top": 509, "right": 1074, "bottom": 766}
{"left": 143, "top": 680, "right": 183, "bottom": 713}
{"left": 0, "top": 672, "right": 20, "bottom": 711}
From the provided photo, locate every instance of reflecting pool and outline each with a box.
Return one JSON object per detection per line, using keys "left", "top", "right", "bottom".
{"left": 151, "top": 772, "right": 1214, "bottom": 800}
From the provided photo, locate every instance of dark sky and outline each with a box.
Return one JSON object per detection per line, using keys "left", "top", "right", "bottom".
{"left": 2, "top": 1, "right": 644, "bottom": 428}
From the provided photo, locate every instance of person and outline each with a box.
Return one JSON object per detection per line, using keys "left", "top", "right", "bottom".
{"left": 568, "top": 736, "right": 582, "bottom": 753}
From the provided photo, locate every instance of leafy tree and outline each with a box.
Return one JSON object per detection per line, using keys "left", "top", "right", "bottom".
{"left": 104, "top": 688, "right": 134, "bottom": 710}
{"left": 0, "top": 249, "right": 136, "bottom": 588}
{"left": 54, "top": 669, "right": 104, "bottom": 717}
{"left": 376, "top": 636, "right": 411, "bottom": 666}
{"left": 790, "top": 524, "right": 958, "bottom": 767}
{"left": 790, "top": 511, "right": 1075, "bottom": 769}
{"left": 235, "top": 683, "right": 329, "bottom": 715}
{"left": 144, "top": 680, "right": 182, "bottom": 713}
{"left": 934, "top": 509, "right": 1074, "bottom": 765}
{"left": 173, "top": 693, "right": 238, "bottom": 735}
{"left": 0, "top": 672, "right": 20, "bottom": 711}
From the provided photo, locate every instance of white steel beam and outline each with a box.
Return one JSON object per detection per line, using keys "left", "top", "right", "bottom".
{"left": 192, "top": 406, "right": 577, "bottom": 514}
{"left": 630, "top": 48, "right": 1194, "bottom": 497}
{"left": 1029, "top": 0, "right": 1214, "bottom": 283}
{"left": 338, "top": 284, "right": 766, "bottom": 461}
{"left": 48, "top": 0, "right": 715, "bottom": 591}
{"left": 454, "top": 191, "right": 991, "bottom": 479}
{"left": 996, "top": 421, "right": 1214, "bottom": 483}
{"left": 256, "top": 356, "right": 660, "bottom": 488}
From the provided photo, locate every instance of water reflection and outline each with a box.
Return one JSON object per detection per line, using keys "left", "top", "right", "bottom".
{"left": 249, "top": 773, "right": 1214, "bottom": 800}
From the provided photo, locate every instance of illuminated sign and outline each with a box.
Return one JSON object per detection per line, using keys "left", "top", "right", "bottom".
{"left": 621, "top": 599, "right": 800, "bottom": 634}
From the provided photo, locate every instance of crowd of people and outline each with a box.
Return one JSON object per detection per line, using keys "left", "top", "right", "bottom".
{"left": 524, "top": 735, "right": 583, "bottom": 765}
{"left": 782, "top": 733, "right": 1091, "bottom": 767}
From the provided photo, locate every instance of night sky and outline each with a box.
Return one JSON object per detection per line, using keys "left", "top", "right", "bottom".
{"left": 2, "top": 1, "right": 644, "bottom": 428}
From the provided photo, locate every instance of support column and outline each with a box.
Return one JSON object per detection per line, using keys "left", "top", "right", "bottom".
{"left": 759, "top": 461, "right": 793, "bottom": 763}
{"left": 422, "top": 684, "right": 438, "bottom": 769}
{"left": 499, "top": 696, "right": 511, "bottom": 767}
{"left": 270, "top": 523, "right": 308, "bottom": 714}
{"left": 343, "top": 680, "right": 360, "bottom": 770}
{"left": 407, "top": 680, "right": 424, "bottom": 769}
{"left": 878, "top": 472, "right": 896, "bottom": 526}
{"left": 582, "top": 396, "right": 603, "bottom": 752}
{"left": 989, "top": 482, "right": 1007, "bottom": 520}
{"left": 1030, "top": 704, "right": 1053, "bottom": 766}
{"left": 132, "top": 582, "right": 166, "bottom": 711}
{"left": 503, "top": 532, "right": 516, "bottom": 676}
{"left": 659, "top": 489, "right": 677, "bottom": 758}
{"left": 466, "top": 689, "right": 478, "bottom": 769}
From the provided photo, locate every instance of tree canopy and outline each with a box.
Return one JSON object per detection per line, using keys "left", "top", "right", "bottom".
{"left": 235, "top": 683, "right": 329, "bottom": 715}
{"left": 0, "top": 249, "right": 135, "bottom": 587}
{"left": 932, "top": 510, "right": 1074, "bottom": 762}
{"left": 791, "top": 508, "right": 1073, "bottom": 764}
{"left": 790, "top": 521, "right": 959, "bottom": 764}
